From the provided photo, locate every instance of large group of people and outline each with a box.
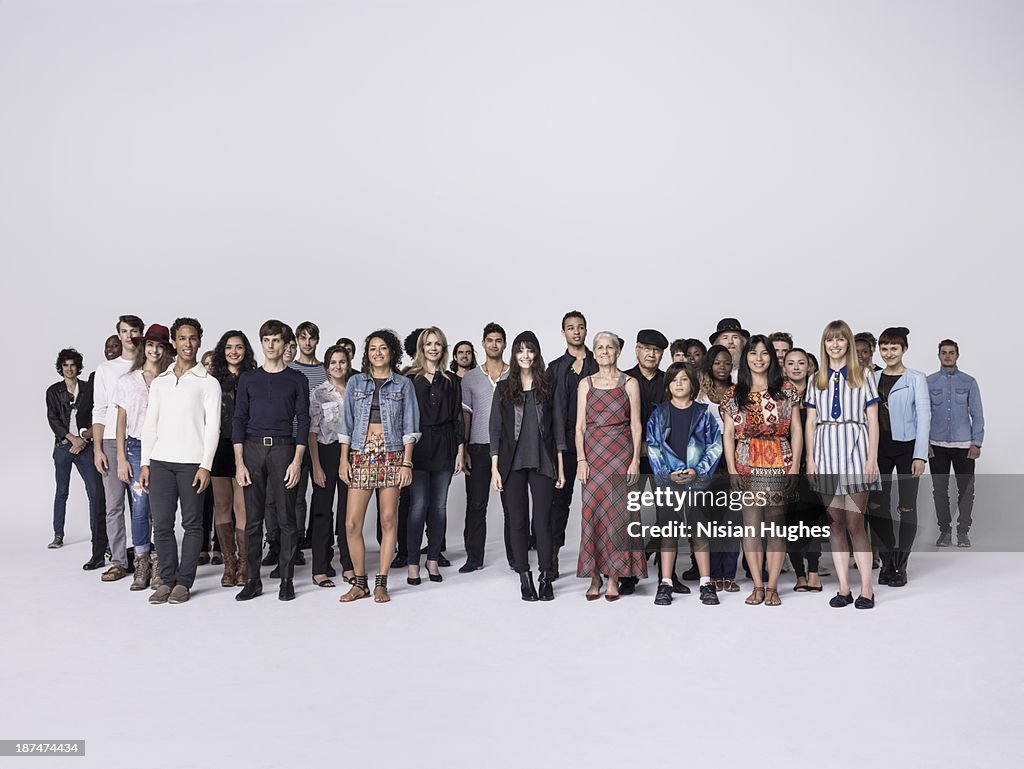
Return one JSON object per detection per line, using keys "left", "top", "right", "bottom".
{"left": 46, "top": 311, "right": 985, "bottom": 610}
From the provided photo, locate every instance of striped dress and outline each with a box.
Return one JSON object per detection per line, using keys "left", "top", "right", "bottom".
{"left": 805, "top": 366, "right": 881, "bottom": 495}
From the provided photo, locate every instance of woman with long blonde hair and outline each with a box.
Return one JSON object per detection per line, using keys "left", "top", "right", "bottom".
{"left": 804, "top": 320, "right": 880, "bottom": 609}
{"left": 404, "top": 327, "right": 465, "bottom": 586}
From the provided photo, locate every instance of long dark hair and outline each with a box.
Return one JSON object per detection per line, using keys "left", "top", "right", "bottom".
{"left": 211, "top": 330, "right": 257, "bottom": 384}
{"left": 733, "top": 334, "right": 785, "bottom": 408}
{"left": 502, "top": 339, "right": 550, "bottom": 405}
{"left": 361, "top": 329, "right": 403, "bottom": 374}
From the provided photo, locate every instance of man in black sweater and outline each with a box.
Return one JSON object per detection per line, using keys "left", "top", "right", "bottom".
{"left": 233, "top": 319, "right": 311, "bottom": 602}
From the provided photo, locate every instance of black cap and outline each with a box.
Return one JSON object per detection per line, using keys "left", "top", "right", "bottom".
{"left": 636, "top": 329, "right": 669, "bottom": 350}
{"left": 709, "top": 318, "right": 749, "bottom": 344}
{"left": 511, "top": 330, "right": 541, "bottom": 353}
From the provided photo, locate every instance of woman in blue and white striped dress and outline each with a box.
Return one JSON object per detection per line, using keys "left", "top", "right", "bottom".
{"left": 804, "top": 320, "right": 880, "bottom": 610}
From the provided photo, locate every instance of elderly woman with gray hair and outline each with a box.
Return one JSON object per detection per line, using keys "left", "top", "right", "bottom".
{"left": 575, "top": 332, "right": 646, "bottom": 601}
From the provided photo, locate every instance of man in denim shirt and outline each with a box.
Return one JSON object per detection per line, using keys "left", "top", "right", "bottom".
{"left": 927, "top": 339, "right": 984, "bottom": 547}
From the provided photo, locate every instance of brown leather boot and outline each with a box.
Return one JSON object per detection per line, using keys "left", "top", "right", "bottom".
{"left": 234, "top": 528, "right": 248, "bottom": 586}
{"left": 217, "top": 523, "right": 237, "bottom": 587}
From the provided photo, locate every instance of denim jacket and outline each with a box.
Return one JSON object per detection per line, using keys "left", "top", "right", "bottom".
{"left": 645, "top": 401, "right": 722, "bottom": 487}
{"left": 340, "top": 371, "right": 421, "bottom": 452}
{"left": 926, "top": 367, "right": 984, "bottom": 446}
{"left": 874, "top": 368, "right": 931, "bottom": 459}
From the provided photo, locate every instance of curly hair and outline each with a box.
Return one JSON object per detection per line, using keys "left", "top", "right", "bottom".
{"left": 170, "top": 317, "right": 204, "bottom": 342}
{"left": 360, "top": 329, "right": 403, "bottom": 374}
{"left": 55, "top": 348, "right": 83, "bottom": 375}
{"left": 211, "top": 330, "right": 257, "bottom": 384}
{"left": 698, "top": 344, "right": 732, "bottom": 405}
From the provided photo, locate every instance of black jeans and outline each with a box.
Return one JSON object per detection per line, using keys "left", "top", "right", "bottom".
{"left": 149, "top": 459, "right": 205, "bottom": 589}
{"left": 501, "top": 468, "right": 554, "bottom": 574}
{"left": 929, "top": 444, "right": 976, "bottom": 534}
{"left": 310, "top": 442, "right": 352, "bottom": 574}
{"left": 242, "top": 440, "right": 299, "bottom": 580}
{"left": 549, "top": 448, "right": 578, "bottom": 550}
{"left": 408, "top": 469, "right": 454, "bottom": 566}
{"left": 463, "top": 444, "right": 495, "bottom": 566}
{"left": 870, "top": 432, "right": 920, "bottom": 552}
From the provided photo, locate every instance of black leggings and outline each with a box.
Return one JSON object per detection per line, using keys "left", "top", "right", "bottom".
{"left": 501, "top": 468, "right": 554, "bottom": 574}
{"left": 869, "top": 432, "right": 920, "bottom": 552}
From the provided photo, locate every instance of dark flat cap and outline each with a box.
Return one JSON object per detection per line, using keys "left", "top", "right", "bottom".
{"left": 636, "top": 329, "right": 669, "bottom": 350}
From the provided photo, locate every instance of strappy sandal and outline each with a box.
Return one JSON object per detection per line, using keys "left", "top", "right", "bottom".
{"left": 339, "top": 575, "right": 369, "bottom": 603}
{"left": 373, "top": 574, "right": 390, "bottom": 603}
{"left": 745, "top": 586, "right": 766, "bottom": 605}
{"left": 313, "top": 575, "right": 336, "bottom": 588}
{"left": 713, "top": 578, "right": 726, "bottom": 591}
{"left": 722, "top": 578, "right": 740, "bottom": 593}
{"left": 765, "top": 587, "right": 782, "bottom": 607}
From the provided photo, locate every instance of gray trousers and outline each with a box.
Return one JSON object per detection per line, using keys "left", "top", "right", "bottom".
{"left": 150, "top": 459, "right": 205, "bottom": 589}
{"left": 101, "top": 439, "right": 130, "bottom": 567}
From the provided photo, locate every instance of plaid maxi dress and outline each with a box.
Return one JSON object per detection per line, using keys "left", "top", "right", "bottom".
{"left": 577, "top": 374, "right": 648, "bottom": 580}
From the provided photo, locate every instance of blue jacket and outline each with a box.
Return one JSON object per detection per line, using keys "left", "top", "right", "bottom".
{"left": 874, "top": 368, "right": 931, "bottom": 459}
{"left": 645, "top": 401, "right": 722, "bottom": 486}
{"left": 340, "top": 371, "right": 421, "bottom": 452}
{"left": 926, "top": 367, "right": 984, "bottom": 446}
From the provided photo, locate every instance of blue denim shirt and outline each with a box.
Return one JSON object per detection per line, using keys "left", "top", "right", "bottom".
{"left": 645, "top": 401, "right": 723, "bottom": 486}
{"left": 874, "top": 368, "right": 931, "bottom": 459}
{"left": 340, "top": 371, "right": 421, "bottom": 452}
{"left": 926, "top": 367, "right": 984, "bottom": 446}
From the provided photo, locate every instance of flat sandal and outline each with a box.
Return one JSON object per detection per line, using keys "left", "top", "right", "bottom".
{"left": 745, "top": 586, "right": 765, "bottom": 606}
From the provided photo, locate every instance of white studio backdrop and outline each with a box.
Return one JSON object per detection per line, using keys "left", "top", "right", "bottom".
{"left": 2, "top": 0, "right": 1019, "bottom": 491}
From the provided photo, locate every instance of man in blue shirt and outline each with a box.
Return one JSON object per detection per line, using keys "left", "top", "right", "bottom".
{"left": 927, "top": 339, "right": 984, "bottom": 548}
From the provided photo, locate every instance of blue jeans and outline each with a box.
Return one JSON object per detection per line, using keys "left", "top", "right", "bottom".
{"left": 124, "top": 437, "right": 152, "bottom": 553}
{"left": 407, "top": 469, "right": 453, "bottom": 566}
{"left": 52, "top": 441, "right": 97, "bottom": 537}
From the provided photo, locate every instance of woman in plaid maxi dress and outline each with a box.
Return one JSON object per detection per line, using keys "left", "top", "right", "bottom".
{"left": 576, "top": 332, "right": 646, "bottom": 601}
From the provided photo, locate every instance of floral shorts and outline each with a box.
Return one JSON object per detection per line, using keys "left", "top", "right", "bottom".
{"left": 349, "top": 431, "right": 404, "bottom": 490}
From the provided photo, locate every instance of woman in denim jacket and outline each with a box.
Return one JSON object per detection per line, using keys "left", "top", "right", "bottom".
{"left": 870, "top": 326, "right": 930, "bottom": 587}
{"left": 338, "top": 329, "right": 420, "bottom": 603}
{"left": 646, "top": 362, "right": 723, "bottom": 606}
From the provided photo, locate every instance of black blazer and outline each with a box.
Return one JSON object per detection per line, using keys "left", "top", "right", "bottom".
{"left": 488, "top": 380, "right": 559, "bottom": 483}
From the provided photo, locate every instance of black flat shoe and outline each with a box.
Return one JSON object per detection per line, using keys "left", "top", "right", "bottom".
{"left": 390, "top": 555, "right": 408, "bottom": 569}
{"left": 654, "top": 583, "right": 673, "bottom": 606}
{"left": 671, "top": 575, "right": 690, "bottom": 595}
{"left": 236, "top": 579, "right": 263, "bottom": 601}
{"left": 458, "top": 562, "right": 482, "bottom": 573}
{"left": 279, "top": 579, "right": 296, "bottom": 601}
{"left": 829, "top": 592, "right": 854, "bottom": 608}
{"left": 618, "top": 577, "right": 637, "bottom": 595}
{"left": 261, "top": 550, "right": 278, "bottom": 566}
{"left": 437, "top": 554, "right": 451, "bottom": 567}
{"left": 295, "top": 551, "right": 306, "bottom": 566}
{"left": 82, "top": 555, "right": 105, "bottom": 571}
{"left": 854, "top": 594, "right": 875, "bottom": 609}
{"left": 269, "top": 566, "right": 281, "bottom": 579}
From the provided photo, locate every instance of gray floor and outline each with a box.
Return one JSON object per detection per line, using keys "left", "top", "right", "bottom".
{"left": 4, "top": 479, "right": 1022, "bottom": 769}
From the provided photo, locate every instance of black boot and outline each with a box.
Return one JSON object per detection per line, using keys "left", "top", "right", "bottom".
{"left": 537, "top": 571, "right": 554, "bottom": 601}
{"left": 889, "top": 550, "right": 908, "bottom": 587}
{"left": 878, "top": 552, "right": 894, "bottom": 585}
{"left": 235, "top": 579, "right": 263, "bottom": 601}
{"left": 520, "top": 571, "right": 539, "bottom": 602}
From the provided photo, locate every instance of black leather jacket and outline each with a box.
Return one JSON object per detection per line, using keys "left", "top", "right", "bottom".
{"left": 547, "top": 349, "right": 598, "bottom": 452}
{"left": 46, "top": 378, "right": 93, "bottom": 445}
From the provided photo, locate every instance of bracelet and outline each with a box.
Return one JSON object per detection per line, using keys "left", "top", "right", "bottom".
{"left": 401, "top": 460, "right": 413, "bottom": 469}
{"left": 578, "top": 458, "right": 587, "bottom": 463}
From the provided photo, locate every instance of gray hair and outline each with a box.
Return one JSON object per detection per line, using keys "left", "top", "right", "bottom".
{"left": 592, "top": 331, "right": 621, "bottom": 352}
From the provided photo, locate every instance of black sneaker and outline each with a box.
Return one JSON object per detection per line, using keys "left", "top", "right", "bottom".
{"left": 935, "top": 531, "right": 952, "bottom": 547}
{"left": 47, "top": 535, "right": 64, "bottom": 549}
{"left": 829, "top": 592, "right": 854, "bottom": 608}
{"left": 699, "top": 583, "right": 720, "bottom": 605}
{"left": 654, "top": 583, "right": 673, "bottom": 606}
{"left": 957, "top": 533, "right": 972, "bottom": 548}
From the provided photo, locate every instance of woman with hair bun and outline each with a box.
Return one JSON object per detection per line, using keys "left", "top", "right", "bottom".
{"left": 870, "top": 326, "right": 930, "bottom": 587}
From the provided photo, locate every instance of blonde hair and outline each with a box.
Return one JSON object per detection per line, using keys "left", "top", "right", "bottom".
{"left": 405, "top": 326, "right": 452, "bottom": 381}
{"left": 814, "top": 319, "right": 865, "bottom": 390}
{"left": 592, "top": 331, "right": 621, "bottom": 352}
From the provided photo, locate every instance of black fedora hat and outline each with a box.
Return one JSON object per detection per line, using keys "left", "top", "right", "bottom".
{"left": 709, "top": 318, "right": 749, "bottom": 344}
